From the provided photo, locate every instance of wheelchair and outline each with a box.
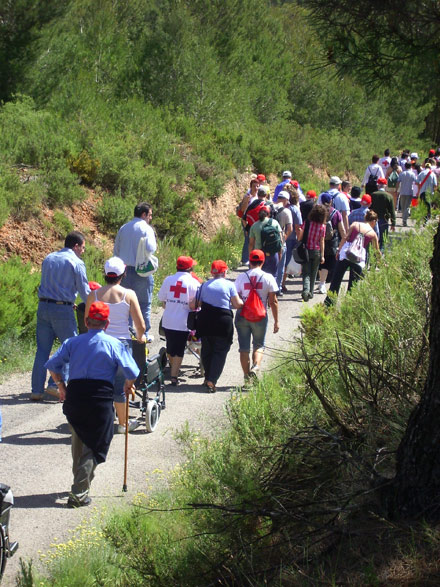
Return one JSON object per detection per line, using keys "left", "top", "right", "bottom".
{"left": 130, "top": 340, "right": 167, "bottom": 433}
{"left": 0, "top": 484, "right": 18, "bottom": 580}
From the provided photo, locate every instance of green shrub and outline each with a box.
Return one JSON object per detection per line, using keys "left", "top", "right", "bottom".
{"left": 0, "top": 255, "right": 40, "bottom": 339}
{"left": 52, "top": 210, "right": 74, "bottom": 236}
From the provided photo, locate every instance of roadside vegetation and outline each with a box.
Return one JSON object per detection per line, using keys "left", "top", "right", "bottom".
{"left": 18, "top": 222, "right": 437, "bottom": 585}
{"left": 0, "top": 0, "right": 429, "bottom": 372}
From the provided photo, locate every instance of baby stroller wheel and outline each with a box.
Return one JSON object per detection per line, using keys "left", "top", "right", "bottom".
{"left": 145, "top": 400, "right": 161, "bottom": 433}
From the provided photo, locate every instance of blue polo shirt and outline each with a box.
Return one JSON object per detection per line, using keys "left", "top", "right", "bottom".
{"left": 45, "top": 329, "right": 139, "bottom": 383}
{"left": 199, "top": 278, "right": 238, "bottom": 310}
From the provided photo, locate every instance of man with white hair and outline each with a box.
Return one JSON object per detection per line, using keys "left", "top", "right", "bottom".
{"left": 273, "top": 170, "right": 292, "bottom": 203}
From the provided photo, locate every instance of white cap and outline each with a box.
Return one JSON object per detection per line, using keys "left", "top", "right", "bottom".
{"left": 282, "top": 170, "right": 292, "bottom": 178}
{"left": 104, "top": 256, "right": 126, "bottom": 276}
{"left": 330, "top": 175, "right": 342, "bottom": 185}
{"left": 410, "top": 152, "right": 419, "bottom": 159}
{"left": 277, "top": 190, "right": 289, "bottom": 200}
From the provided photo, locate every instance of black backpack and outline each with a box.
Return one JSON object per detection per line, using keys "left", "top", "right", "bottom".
{"left": 324, "top": 209, "right": 338, "bottom": 256}
{"left": 261, "top": 219, "right": 282, "bottom": 255}
{"left": 366, "top": 166, "right": 379, "bottom": 195}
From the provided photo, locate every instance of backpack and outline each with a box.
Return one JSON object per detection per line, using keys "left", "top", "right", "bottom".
{"left": 260, "top": 219, "right": 282, "bottom": 255}
{"left": 245, "top": 200, "right": 265, "bottom": 228}
{"left": 241, "top": 273, "right": 266, "bottom": 322}
{"left": 387, "top": 169, "right": 399, "bottom": 188}
{"left": 366, "top": 166, "right": 379, "bottom": 195}
{"left": 324, "top": 209, "right": 339, "bottom": 256}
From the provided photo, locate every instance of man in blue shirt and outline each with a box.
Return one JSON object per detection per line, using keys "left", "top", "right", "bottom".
{"left": 31, "top": 232, "right": 90, "bottom": 401}
{"left": 273, "top": 170, "right": 292, "bottom": 203}
{"left": 46, "top": 301, "right": 139, "bottom": 508}
{"left": 114, "top": 202, "right": 157, "bottom": 341}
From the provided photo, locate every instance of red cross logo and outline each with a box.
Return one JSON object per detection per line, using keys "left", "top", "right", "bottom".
{"left": 170, "top": 280, "right": 187, "bottom": 298}
{"left": 244, "top": 276, "right": 263, "bottom": 291}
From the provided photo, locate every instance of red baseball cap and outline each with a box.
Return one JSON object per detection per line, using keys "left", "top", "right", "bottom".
{"left": 290, "top": 180, "right": 299, "bottom": 188}
{"left": 306, "top": 190, "right": 317, "bottom": 199}
{"left": 177, "top": 256, "right": 197, "bottom": 270}
{"left": 429, "top": 149, "right": 435, "bottom": 156}
{"left": 88, "top": 301, "right": 110, "bottom": 321}
{"left": 256, "top": 174, "right": 266, "bottom": 182}
{"left": 88, "top": 281, "right": 101, "bottom": 291}
{"left": 361, "top": 194, "right": 372, "bottom": 205}
{"left": 377, "top": 177, "right": 387, "bottom": 185}
{"left": 249, "top": 249, "right": 265, "bottom": 263}
{"left": 211, "top": 260, "right": 228, "bottom": 274}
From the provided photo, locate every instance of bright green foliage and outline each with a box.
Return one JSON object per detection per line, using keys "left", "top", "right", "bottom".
{"left": 0, "top": 256, "right": 40, "bottom": 339}
{"left": 26, "top": 226, "right": 435, "bottom": 586}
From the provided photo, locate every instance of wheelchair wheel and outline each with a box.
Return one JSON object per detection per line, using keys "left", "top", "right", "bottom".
{"left": 0, "top": 525, "right": 6, "bottom": 579}
{"left": 145, "top": 401, "right": 161, "bottom": 433}
{"left": 159, "top": 346, "right": 168, "bottom": 370}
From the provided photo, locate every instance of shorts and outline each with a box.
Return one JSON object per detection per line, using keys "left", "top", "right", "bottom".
{"left": 163, "top": 327, "right": 188, "bottom": 357}
{"left": 113, "top": 339, "right": 132, "bottom": 404}
{"left": 235, "top": 312, "right": 268, "bottom": 353}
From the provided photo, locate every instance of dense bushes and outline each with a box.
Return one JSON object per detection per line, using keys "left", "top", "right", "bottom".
{"left": 27, "top": 221, "right": 435, "bottom": 585}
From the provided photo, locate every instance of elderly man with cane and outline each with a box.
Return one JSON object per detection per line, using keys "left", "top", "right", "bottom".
{"left": 46, "top": 301, "right": 139, "bottom": 508}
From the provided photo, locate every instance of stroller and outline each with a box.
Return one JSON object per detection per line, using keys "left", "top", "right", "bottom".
{"left": 0, "top": 484, "right": 18, "bottom": 579}
{"left": 130, "top": 339, "right": 167, "bottom": 433}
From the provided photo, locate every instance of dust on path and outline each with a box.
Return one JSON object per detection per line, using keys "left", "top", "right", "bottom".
{"left": 0, "top": 268, "right": 317, "bottom": 585}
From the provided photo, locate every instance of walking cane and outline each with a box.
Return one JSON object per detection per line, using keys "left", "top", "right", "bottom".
{"left": 122, "top": 396, "right": 129, "bottom": 492}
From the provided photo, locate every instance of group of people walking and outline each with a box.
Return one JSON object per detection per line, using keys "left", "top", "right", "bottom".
{"left": 18, "top": 145, "right": 437, "bottom": 508}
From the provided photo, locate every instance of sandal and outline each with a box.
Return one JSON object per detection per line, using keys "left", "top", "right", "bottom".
{"left": 170, "top": 376, "right": 179, "bottom": 386}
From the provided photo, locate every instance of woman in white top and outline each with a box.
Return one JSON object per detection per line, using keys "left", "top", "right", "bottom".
{"left": 84, "top": 257, "right": 145, "bottom": 433}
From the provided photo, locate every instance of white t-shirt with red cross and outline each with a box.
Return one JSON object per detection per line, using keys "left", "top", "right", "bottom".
{"left": 158, "top": 271, "right": 200, "bottom": 331}
{"left": 234, "top": 268, "right": 278, "bottom": 309}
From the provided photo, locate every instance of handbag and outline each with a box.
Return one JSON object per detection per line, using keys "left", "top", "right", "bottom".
{"left": 135, "top": 237, "right": 159, "bottom": 277}
{"left": 344, "top": 229, "right": 369, "bottom": 264}
{"left": 187, "top": 284, "right": 204, "bottom": 330}
{"left": 292, "top": 220, "right": 310, "bottom": 264}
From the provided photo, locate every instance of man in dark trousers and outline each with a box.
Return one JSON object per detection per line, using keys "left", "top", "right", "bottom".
{"left": 46, "top": 301, "right": 139, "bottom": 508}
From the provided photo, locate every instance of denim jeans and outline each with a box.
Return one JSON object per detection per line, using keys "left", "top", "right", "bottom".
{"left": 262, "top": 254, "right": 278, "bottom": 279}
{"left": 235, "top": 312, "right": 268, "bottom": 352}
{"left": 241, "top": 227, "right": 249, "bottom": 264}
{"left": 121, "top": 266, "right": 154, "bottom": 334}
{"left": 31, "top": 301, "right": 78, "bottom": 395}
{"left": 276, "top": 244, "right": 287, "bottom": 290}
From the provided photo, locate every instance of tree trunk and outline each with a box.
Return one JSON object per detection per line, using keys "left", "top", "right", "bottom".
{"left": 392, "top": 221, "right": 440, "bottom": 519}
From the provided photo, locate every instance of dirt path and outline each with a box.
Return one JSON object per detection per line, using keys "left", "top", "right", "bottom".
{"left": 0, "top": 267, "right": 327, "bottom": 585}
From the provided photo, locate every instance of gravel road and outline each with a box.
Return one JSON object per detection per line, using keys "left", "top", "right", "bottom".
{"left": 0, "top": 268, "right": 318, "bottom": 585}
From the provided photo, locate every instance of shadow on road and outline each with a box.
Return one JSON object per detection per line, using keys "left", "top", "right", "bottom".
{"left": 2, "top": 423, "right": 70, "bottom": 445}
{"left": 14, "top": 491, "right": 70, "bottom": 509}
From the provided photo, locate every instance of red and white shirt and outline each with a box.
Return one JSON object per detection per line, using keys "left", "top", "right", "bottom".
{"left": 302, "top": 221, "right": 325, "bottom": 251}
{"left": 158, "top": 271, "right": 200, "bottom": 331}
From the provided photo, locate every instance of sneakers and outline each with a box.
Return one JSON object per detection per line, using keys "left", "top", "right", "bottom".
{"left": 145, "top": 334, "right": 154, "bottom": 343}
{"left": 249, "top": 364, "right": 259, "bottom": 379}
{"left": 67, "top": 495, "right": 92, "bottom": 509}
{"left": 117, "top": 419, "right": 140, "bottom": 434}
{"left": 46, "top": 386, "right": 60, "bottom": 399}
{"left": 317, "top": 283, "right": 326, "bottom": 294}
{"left": 30, "top": 393, "right": 44, "bottom": 401}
